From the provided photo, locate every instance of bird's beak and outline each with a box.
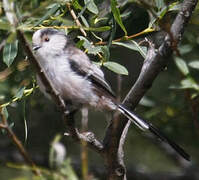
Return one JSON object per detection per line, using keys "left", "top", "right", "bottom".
{"left": 32, "top": 45, "right": 41, "bottom": 51}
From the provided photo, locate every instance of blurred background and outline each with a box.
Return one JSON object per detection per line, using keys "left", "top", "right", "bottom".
{"left": 0, "top": 0, "right": 199, "bottom": 179}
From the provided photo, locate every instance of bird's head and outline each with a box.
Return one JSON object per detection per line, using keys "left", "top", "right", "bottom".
{"left": 32, "top": 28, "right": 68, "bottom": 57}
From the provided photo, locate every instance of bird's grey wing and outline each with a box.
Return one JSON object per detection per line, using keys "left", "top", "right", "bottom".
{"left": 68, "top": 58, "right": 116, "bottom": 98}
{"left": 89, "top": 72, "right": 116, "bottom": 98}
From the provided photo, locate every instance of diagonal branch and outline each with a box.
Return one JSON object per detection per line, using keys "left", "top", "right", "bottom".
{"left": 103, "top": 0, "right": 198, "bottom": 179}
{"left": 0, "top": 109, "right": 41, "bottom": 176}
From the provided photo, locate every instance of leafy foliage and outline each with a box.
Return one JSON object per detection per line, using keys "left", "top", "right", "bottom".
{"left": 3, "top": 40, "right": 18, "bottom": 67}
{"left": 0, "top": 0, "right": 199, "bottom": 179}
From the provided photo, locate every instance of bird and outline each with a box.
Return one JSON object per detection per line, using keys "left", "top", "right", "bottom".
{"left": 32, "top": 28, "right": 190, "bottom": 161}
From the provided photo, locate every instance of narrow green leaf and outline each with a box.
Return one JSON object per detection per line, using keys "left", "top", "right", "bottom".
{"left": 111, "top": 0, "right": 127, "bottom": 35}
{"left": 0, "top": 20, "right": 10, "bottom": 30}
{"left": 139, "top": 96, "right": 155, "bottom": 107}
{"left": 188, "top": 61, "right": 199, "bottom": 70}
{"left": 170, "top": 77, "right": 199, "bottom": 90}
{"left": 72, "top": 0, "right": 82, "bottom": 10}
{"left": 155, "top": 0, "right": 165, "bottom": 10}
{"left": 108, "top": 17, "right": 116, "bottom": 47}
{"left": 174, "top": 57, "right": 189, "bottom": 76}
{"left": 113, "top": 41, "right": 147, "bottom": 58}
{"left": 3, "top": 40, "right": 18, "bottom": 67}
{"left": 131, "top": 40, "right": 147, "bottom": 58}
{"left": 103, "top": 61, "right": 128, "bottom": 75}
{"left": 78, "top": 2, "right": 89, "bottom": 18}
{"left": 76, "top": 40, "right": 84, "bottom": 49}
{"left": 86, "top": 26, "right": 111, "bottom": 32}
{"left": 34, "top": 4, "right": 60, "bottom": 26}
{"left": 78, "top": 36, "right": 102, "bottom": 55}
{"left": 84, "top": 0, "right": 98, "bottom": 14}
{"left": 180, "top": 44, "right": 193, "bottom": 55}
{"left": 14, "top": 87, "right": 26, "bottom": 99}
{"left": 91, "top": 32, "right": 103, "bottom": 41}
{"left": 181, "top": 78, "right": 199, "bottom": 90}
{"left": 80, "top": 15, "right": 89, "bottom": 27}
{"left": 61, "top": 158, "right": 79, "bottom": 179}
{"left": 158, "top": 2, "right": 179, "bottom": 19}
{"left": 9, "top": 122, "right": 14, "bottom": 129}
{"left": 6, "top": 32, "right": 17, "bottom": 43}
{"left": 2, "top": 107, "right": 9, "bottom": 120}
{"left": 101, "top": 46, "right": 110, "bottom": 61}
{"left": 23, "top": 100, "right": 28, "bottom": 144}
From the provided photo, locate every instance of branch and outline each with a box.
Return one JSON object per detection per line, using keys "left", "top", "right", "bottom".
{"left": 66, "top": 3, "right": 87, "bottom": 36}
{"left": 0, "top": 109, "right": 41, "bottom": 176}
{"left": 103, "top": 0, "right": 198, "bottom": 179}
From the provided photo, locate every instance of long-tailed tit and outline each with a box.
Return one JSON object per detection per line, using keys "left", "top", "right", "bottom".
{"left": 32, "top": 28, "right": 190, "bottom": 161}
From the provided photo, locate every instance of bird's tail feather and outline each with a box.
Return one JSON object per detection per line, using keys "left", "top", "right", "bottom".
{"left": 118, "top": 104, "right": 190, "bottom": 161}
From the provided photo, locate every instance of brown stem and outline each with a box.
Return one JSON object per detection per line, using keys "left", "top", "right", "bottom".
{"left": 81, "top": 108, "right": 89, "bottom": 180}
{"left": 95, "top": 28, "right": 155, "bottom": 45}
{"left": 67, "top": 3, "right": 87, "bottom": 37}
{"left": 0, "top": 109, "right": 41, "bottom": 176}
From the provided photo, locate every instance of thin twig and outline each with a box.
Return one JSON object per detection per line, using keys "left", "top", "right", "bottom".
{"left": 95, "top": 27, "right": 155, "bottom": 45}
{"left": 81, "top": 107, "right": 89, "bottom": 180}
{"left": 66, "top": 3, "right": 87, "bottom": 37}
{"left": 0, "top": 109, "right": 41, "bottom": 176}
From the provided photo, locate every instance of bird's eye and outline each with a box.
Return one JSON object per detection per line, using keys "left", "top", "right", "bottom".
{"left": 44, "top": 37, "right": 49, "bottom": 42}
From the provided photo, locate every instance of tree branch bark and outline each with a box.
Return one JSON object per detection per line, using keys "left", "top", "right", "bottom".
{"left": 103, "top": 0, "right": 198, "bottom": 179}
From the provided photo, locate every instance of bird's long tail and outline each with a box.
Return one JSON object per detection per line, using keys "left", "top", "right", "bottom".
{"left": 118, "top": 104, "right": 190, "bottom": 161}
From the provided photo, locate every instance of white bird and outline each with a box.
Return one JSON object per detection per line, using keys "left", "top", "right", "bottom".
{"left": 32, "top": 28, "right": 190, "bottom": 161}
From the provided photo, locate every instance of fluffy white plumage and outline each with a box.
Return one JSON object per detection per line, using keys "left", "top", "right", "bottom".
{"left": 32, "top": 28, "right": 116, "bottom": 110}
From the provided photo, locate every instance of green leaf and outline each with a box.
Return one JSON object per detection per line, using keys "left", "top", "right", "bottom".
{"left": 111, "top": 0, "right": 127, "bottom": 35}
{"left": 84, "top": 0, "right": 98, "bottom": 14}
{"left": 0, "top": 20, "right": 10, "bottom": 30}
{"left": 181, "top": 78, "right": 199, "bottom": 90}
{"left": 78, "top": 2, "right": 89, "bottom": 19}
{"left": 101, "top": 46, "right": 110, "bottom": 61}
{"left": 188, "top": 61, "right": 199, "bottom": 70}
{"left": 2, "top": 107, "right": 9, "bottom": 120}
{"left": 3, "top": 40, "right": 18, "bottom": 67}
{"left": 34, "top": 4, "right": 60, "bottom": 26}
{"left": 103, "top": 61, "right": 128, "bottom": 75}
{"left": 155, "top": 0, "right": 165, "bottom": 10}
{"left": 76, "top": 40, "right": 84, "bottom": 49}
{"left": 6, "top": 32, "right": 17, "bottom": 43}
{"left": 108, "top": 17, "right": 116, "bottom": 47}
{"left": 113, "top": 41, "right": 147, "bottom": 58}
{"left": 9, "top": 122, "right": 14, "bottom": 129}
{"left": 139, "top": 96, "right": 155, "bottom": 107}
{"left": 174, "top": 57, "right": 189, "bottom": 76}
{"left": 80, "top": 15, "right": 89, "bottom": 27}
{"left": 14, "top": 87, "right": 26, "bottom": 99}
{"left": 170, "top": 77, "right": 199, "bottom": 90}
{"left": 131, "top": 40, "right": 147, "bottom": 58}
{"left": 86, "top": 26, "right": 111, "bottom": 32}
{"left": 72, "top": 0, "right": 82, "bottom": 10}
{"left": 49, "top": 134, "right": 62, "bottom": 168}
{"left": 158, "top": 2, "right": 179, "bottom": 20}
{"left": 61, "top": 158, "right": 78, "bottom": 180}
{"left": 23, "top": 100, "right": 28, "bottom": 144}
{"left": 78, "top": 36, "right": 102, "bottom": 55}
{"left": 180, "top": 44, "right": 193, "bottom": 55}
